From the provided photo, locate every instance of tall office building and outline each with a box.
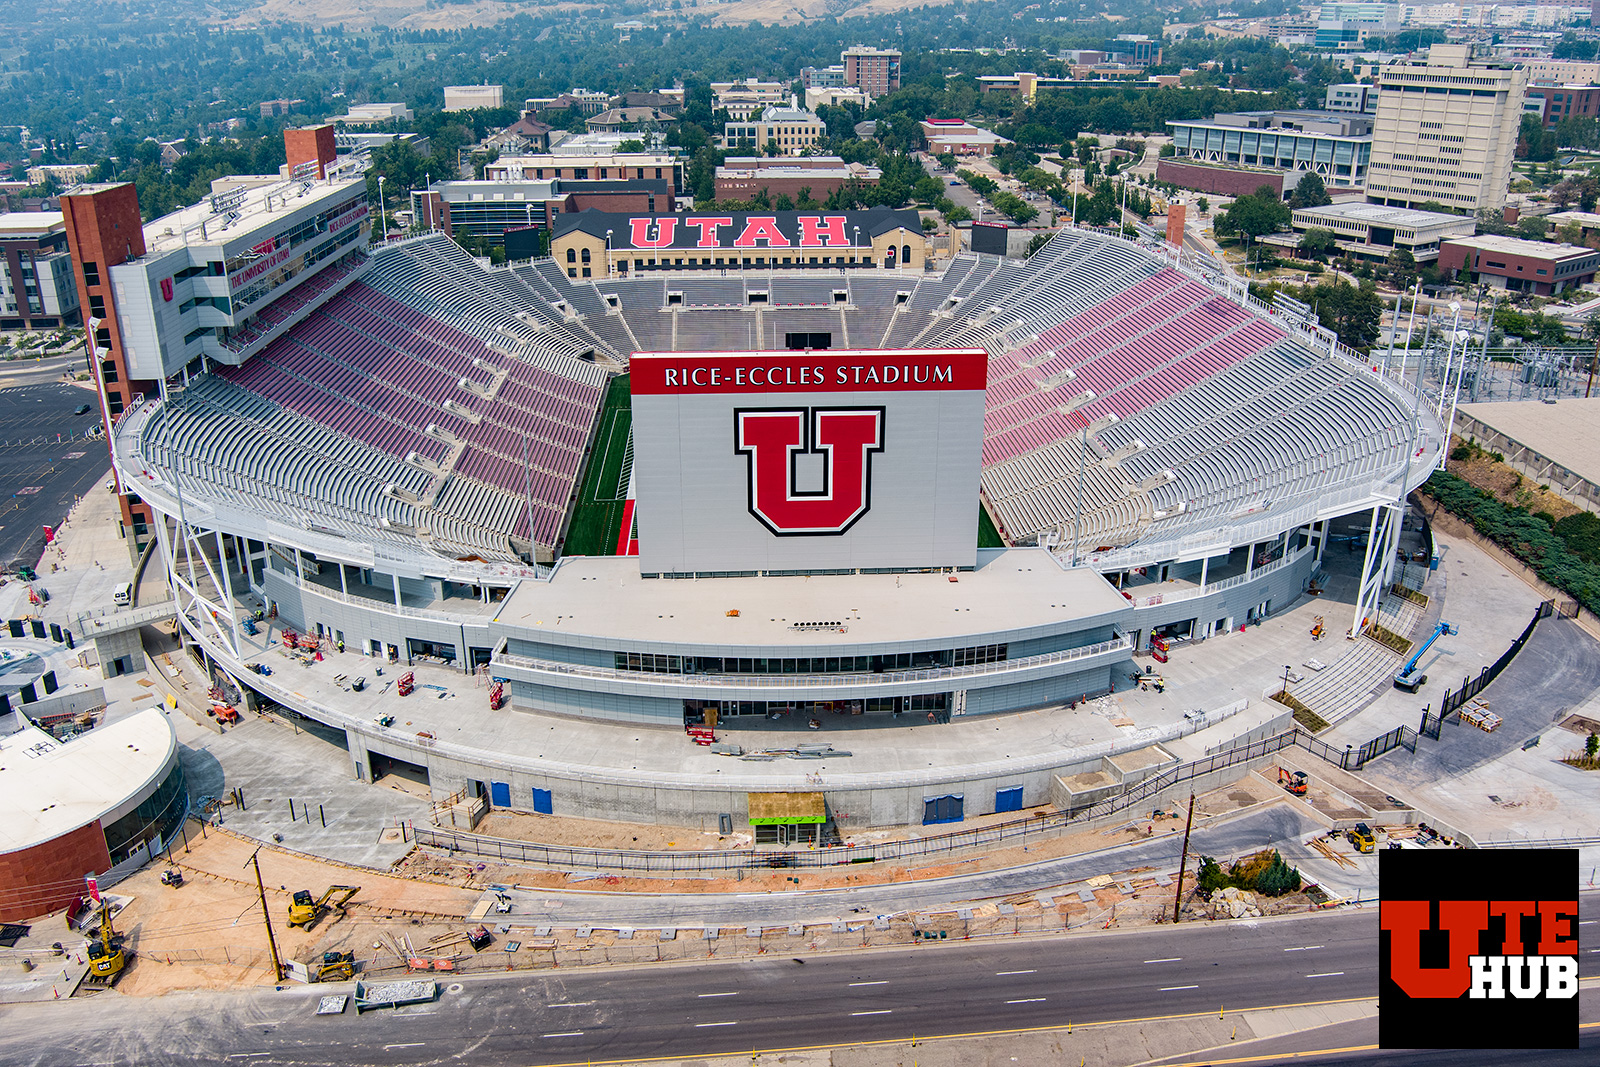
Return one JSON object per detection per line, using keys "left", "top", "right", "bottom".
{"left": 1366, "top": 44, "right": 1526, "bottom": 215}
{"left": 841, "top": 47, "right": 901, "bottom": 99}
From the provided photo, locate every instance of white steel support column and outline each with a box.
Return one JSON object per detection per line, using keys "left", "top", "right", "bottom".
{"left": 392, "top": 572, "right": 403, "bottom": 609}
{"left": 1352, "top": 504, "right": 1401, "bottom": 639}
{"left": 1198, "top": 555, "right": 1209, "bottom": 594}
{"left": 215, "top": 528, "right": 241, "bottom": 656}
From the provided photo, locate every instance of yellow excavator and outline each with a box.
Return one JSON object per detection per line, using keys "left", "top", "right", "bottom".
{"left": 287, "top": 885, "right": 360, "bottom": 929}
{"left": 85, "top": 901, "right": 127, "bottom": 983}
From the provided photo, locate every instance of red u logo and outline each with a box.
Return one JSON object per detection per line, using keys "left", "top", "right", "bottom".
{"left": 735, "top": 407, "right": 884, "bottom": 536}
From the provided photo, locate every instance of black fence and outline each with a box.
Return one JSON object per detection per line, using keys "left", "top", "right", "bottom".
{"left": 1440, "top": 601, "right": 1553, "bottom": 717}
{"left": 1419, "top": 709, "right": 1443, "bottom": 741}
{"left": 1357, "top": 725, "right": 1418, "bottom": 766}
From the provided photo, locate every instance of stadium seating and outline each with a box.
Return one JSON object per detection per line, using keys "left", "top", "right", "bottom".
{"left": 132, "top": 224, "right": 1430, "bottom": 568}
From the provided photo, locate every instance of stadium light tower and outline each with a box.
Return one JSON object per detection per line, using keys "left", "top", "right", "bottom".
{"left": 606, "top": 229, "right": 613, "bottom": 276}
{"left": 852, "top": 224, "right": 860, "bottom": 265}
{"left": 377, "top": 175, "right": 387, "bottom": 242}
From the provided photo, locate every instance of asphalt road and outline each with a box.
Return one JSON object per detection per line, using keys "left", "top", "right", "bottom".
{"left": 1372, "top": 617, "right": 1600, "bottom": 788}
{"left": 0, "top": 382, "right": 113, "bottom": 570}
{"left": 496, "top": 803, "right": 1325, "bottom": 927}
{"left": 3, "top": 897, "right": 1594, "bottom": 1067}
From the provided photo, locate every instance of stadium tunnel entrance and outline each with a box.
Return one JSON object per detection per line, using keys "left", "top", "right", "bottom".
{"left": 369, "top": 750, "right": 430, "bottom": 791}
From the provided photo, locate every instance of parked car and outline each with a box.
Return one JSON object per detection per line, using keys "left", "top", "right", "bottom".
{"left": 74, "top": 403, "right": 91, "bottom": 415}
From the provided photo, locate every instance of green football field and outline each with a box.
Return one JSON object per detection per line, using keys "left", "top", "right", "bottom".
{"left": 562, "top": 373, "right": 633, "bottom": 555}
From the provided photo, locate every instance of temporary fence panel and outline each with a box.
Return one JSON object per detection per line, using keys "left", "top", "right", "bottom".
{"left": 994, "top": 786, "right": 1024, "bottom": 814}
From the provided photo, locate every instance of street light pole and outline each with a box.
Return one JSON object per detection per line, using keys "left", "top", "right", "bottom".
{"left": 605, "top": 229, "right": 613, "bottom": 277}
{"left": 377, "top": 175, "right": 387, "bottom": 243}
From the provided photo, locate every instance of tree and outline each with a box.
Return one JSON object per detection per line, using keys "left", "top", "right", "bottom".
{"left": 1215, "top": 185, "right": 1289, "bottom": 247}
{"left": 1387, "top": 248, "right": 1417, "bottom": 291}
{"left": 1289, "top": 171, "right": 1329, "bottom": 210}
{"left": 1024, "top": 232, "right": 1052, "bottom": 257}
{"left": 921, "top": 216, "right": 939, "bottom": 233}
{"left": 1587, "top": 732, "right": 1599, "bottom": 760}
{"left": 1307, "top": 277, "right": 1384, "bottom": 350}
{"left": 1298, "top": 227, "right": 1337, "bottom": 258}
{"left": 1196, "top": 196, "right": 1209, "bottom": 214}
{"left": 617, "top": 139, "right": 645, "bottom": 153}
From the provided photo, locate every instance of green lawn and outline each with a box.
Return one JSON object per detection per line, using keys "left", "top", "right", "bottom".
{"left": 562, "top": 373, "right": 633, "bottom": 556}
{"left": 978, "top": 504, "right": 1005, "bottom": 548}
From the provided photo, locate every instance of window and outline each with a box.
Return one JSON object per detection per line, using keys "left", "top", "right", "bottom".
{"left": 581, "top": 267, "right": 591, "bottom": 278}
{"left": 902, "top": 244, "right": 912, "bottom": 263}
{"left": 566, "top": 248, "right": 576, "bottom": 263}
{"left": 568, "top": 267, "right": 577, "bottom": 278}
{"left": 88, "top": 294, "right": 106, "bottom": 317}
{"left": 100, "top": 360, "right": 118, "bottom": 383}
{"left": 81, "top": 261, "right": 100, "bottom": 287}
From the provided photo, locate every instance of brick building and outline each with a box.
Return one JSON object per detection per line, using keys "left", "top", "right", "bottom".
{"left": 1438, "top": 234, "right": 1600, "bottom": 295}
{"left": 714, "top": 157, "right": 881, "bottom": 202}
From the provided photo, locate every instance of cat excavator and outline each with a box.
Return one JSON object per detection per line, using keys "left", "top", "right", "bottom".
{"left": 287, "top": 885, "right": 360, "bottom": 929}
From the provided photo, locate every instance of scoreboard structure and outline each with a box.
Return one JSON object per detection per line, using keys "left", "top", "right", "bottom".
{"left": 630, "top": 348, "right": 988, "bottom": 576}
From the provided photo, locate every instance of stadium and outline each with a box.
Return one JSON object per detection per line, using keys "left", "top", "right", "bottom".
{"left": 77, "top": 164, "right": 1444, "bottom": 831}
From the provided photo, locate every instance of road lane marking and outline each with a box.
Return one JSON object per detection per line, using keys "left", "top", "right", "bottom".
{"left": 226, "top": 1057, "right": 271, "bottom": 1061}
{"left": 1283, "top": 946, "right": 1324, "bottom": 952}
{"left": 850, "top": 1010, "right": 893, "bottom": 1016}
{"left": 697, "top": 992, "right": 739, "bottom": 998}
{"left": 695, "top": 1022, "right": 738, "bottom": 1028}
{"left": 1158, "top": 985, "right": 1199, "bottom": 991}
{"left": 995, "top": 969, "right": 1036, "bottom": 976}
{"left": 1305, "top": 972, "right": 1345, "bottom": 978}
{"left": 847, "top": 981, "right": 887, "bottom": 987}
{"left": 1005, "top": 998, "right": 1047, "bottom": 1004}
{"left": 1144, "top": 958, "right": 1183, "bottom": 963}
{"left": 383, "top": 1044, "right": 425, "bottom": 1050}
{"left": 548, "top": 1002, "right": 595, "bottom": 1007}
{"left": 542, "top": 1032, "right": 585, "bottom": 1038}
{"left": 1581, "top": 920, "right": 1597, "bottom": 926}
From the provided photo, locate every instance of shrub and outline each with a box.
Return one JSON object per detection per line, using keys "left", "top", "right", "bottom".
{"left": 1197, "top": 855, "right": 1230, "bottom": 896}
{"left": 1254, "top": 852, "right": 1303, "bottom": 896}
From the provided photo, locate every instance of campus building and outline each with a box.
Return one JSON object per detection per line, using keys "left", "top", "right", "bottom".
{"left": 724, "top": 105, "right": 826, "bottom": 157}
{"left": 841, "top": 46, "right": 901, "bottom": 98}
{"left": 1165, "top": 110, "right": 1374, "bottom": 189}
{"left": 1265, "top": 201, "right": 1476, "bottom": 263}
{"left": 0, "top": 211, "right": 80, "bottom": 329}
{"left": 1436, "top": 233, "right": 1600, "bottom": 295}
{"left": 1366, "top": 44, "right": 1527, "bottom": 213}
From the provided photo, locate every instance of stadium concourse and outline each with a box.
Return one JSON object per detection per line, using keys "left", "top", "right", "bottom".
{"left": 109, "top": 225, "right": 1445, "bottom": 830}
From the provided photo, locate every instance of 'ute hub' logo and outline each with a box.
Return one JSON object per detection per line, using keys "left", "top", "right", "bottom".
{"left": 1379, "top": 848, "right": 1578, "bottom": 1050}
{"left": 735, "top": 407, "right": 884, "bottom": 535}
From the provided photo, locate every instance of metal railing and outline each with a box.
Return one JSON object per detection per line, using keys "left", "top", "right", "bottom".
{"left": 410, "top": 728, "right": 1299, "bottom": 873}
{"left": 492, "top": 634, "right": 1134, "bottom": 692}
{"left": 1125, "top": 544, "right": 1312, "bottom": 609}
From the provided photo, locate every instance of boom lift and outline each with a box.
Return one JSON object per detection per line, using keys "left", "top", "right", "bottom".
{"left": 1393, "top": 621, "right": 1457, "bottom": 692}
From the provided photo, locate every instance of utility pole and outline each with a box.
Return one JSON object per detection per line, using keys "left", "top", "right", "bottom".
{"left": 247, "top": 849, "right": 284, "bottom": 981}
{"left": 1172, "top": 792, "right": 1196, "bottom": 924}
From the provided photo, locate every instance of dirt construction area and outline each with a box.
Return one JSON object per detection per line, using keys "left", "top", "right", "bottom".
{"left": 22, "top": 768, "right": 1340, "bottom": 999}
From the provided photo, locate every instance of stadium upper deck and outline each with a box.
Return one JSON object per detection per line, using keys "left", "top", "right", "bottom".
{"left": 116, "top": 227, "right": 1440, "bottom": 576}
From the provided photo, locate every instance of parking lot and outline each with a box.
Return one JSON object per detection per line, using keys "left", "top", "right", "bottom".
{"left": 0, "top": 381, "right": 111, "bottom": 570}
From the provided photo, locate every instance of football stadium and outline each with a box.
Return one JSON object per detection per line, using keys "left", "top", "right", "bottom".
{"left": 69, "top": 156, "right": 1444, "bottom": 830}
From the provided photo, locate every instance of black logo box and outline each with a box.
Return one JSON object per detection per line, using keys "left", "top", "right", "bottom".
{"left": 1379, "top": 848, "right": 1578, "bottom": 1050}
